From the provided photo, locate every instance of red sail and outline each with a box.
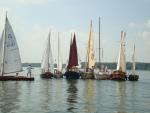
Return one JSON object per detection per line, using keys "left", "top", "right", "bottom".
{"left": 67, "top": 34, "right": 78, "bottom": 69}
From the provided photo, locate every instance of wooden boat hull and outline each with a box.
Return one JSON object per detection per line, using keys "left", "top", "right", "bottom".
{"left": 81, "top": 72, "right": 94, "bottom": 79}
{"left": 94, "top": 73, "right": 110, "bottom": 80}
{"left": 110, "top": 70, "right": 127, "bottom": 81}
{"left": 128, "top": 74, "right": 139, "bottom": 81}
{"left": 53, "top": 73, "right": 63, "bottom": 78}
{"left": 0, "top": 76, "right": 34, "bottom": 81}
{"left": 40, "top": 72, "right": 53, "bottom": 79}
{"left": 64, "top": 71, "right": 80, "bottom": 79}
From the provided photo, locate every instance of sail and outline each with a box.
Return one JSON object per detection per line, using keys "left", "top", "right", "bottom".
{"left": 132, "top": 44, "right": 136, "bottom": 75}
{"left": 41, "top": 32, "right": 54, "bottom": 73}
{"left": 0, "top": 16, "right": 22, "bottom": 74}
{"left": 77, "top": 52, "right": 82, "bottom": 68}
{"left": 117, "top": 31, "right": 126, "bottom": 72}
{"left": 0, "top": 30, "right": 4, "bottom": 73}
{"left": 67, "top": 34, "right": 78, "bottom": 69}
{"left": 56, "top": 33, "right": 62, "bottom": 72}
{"left": 86, "top": 21, "right": 95, "bottom": 69}
{"left": 67, "top": 37, "right": 72, "bottom": 69}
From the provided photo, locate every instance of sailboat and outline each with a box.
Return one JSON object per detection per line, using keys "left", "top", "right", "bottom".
{"left": 81, "top": 20, "right": 95, "bottom": 79}
{"left": 110, "top": 31, "right": 127, "bottom": 80}
{"left": 128, "top": 44, "right": 139, "bottom": 81}
{"left": 40, "top": 31, "right": 54, "bottom": 78}
{"left": 53, "top": 32, "right": 63, "bottom": 78}
{"left": 94, "top": 17, "right": 110, "bottom": 80}
{"left": 64, "top": 33, "right": 80, "bottom": 79}
{"left": 0, "top": 14, "right": 34, "bottom": 81}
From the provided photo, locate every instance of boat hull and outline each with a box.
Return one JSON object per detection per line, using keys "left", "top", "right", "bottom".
{"left": 0, "top": 76, "right": 34, "bottom": 81}
{"left": 64, "top": 71, "right": 80, "bottom": 79}
{"left": 128, "top": 74, "right": 139, "bottom": 81}
{"left": 81, "top": 72, "right": 94, "bottom": 79}
{"left": 40, "top": 72, "right": 53, "bottom": 79}
{"left": 110, "top": 70, "right": 127, "bottom": 81}
{"left": 53, "top": 73, "right": 63, "bottom": 78}
{"left": 94, "top": 73, "right": 110, "bottom": 80}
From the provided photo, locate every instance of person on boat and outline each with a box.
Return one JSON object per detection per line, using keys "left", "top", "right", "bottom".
{"left": 16, "top": 73, "right": 19, "bottom": 76}
{"left": 27, "top": 65, "right": 33, "bottom": 78}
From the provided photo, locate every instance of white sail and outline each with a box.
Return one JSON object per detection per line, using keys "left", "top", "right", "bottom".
{"left": 117, "top": 31, "right": 126, "bottom": 72}
{"left": 132, "top": 44, "right": 136, "bottom": 75}
{"left": 77, "top": 53, "right": 82, "bottom": 68}
{"left": 0, "top": 16, "right": 22, "bottom": 74}
{"left": 0, "top": 30, "right": 4, "bottom": 73}
{"left": 86, "top": 20, "right": 95, "bottom": 69}
{"left": 41, "top": 32, "right": 54, "bottom": 73}
{"left": 56, "top": 33, "right": 62, "bottom": 72}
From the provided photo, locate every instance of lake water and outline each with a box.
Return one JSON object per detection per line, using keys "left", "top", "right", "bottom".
{"left": 0, "top": 69, "right": 150, "bottom": 113}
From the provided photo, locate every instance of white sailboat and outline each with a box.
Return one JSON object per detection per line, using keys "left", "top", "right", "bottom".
{"left": 0, "top": 14, "right": 34, "bottom": 81}
{"left": 128, "top": 44, "right": 139, "bottom": 81}
{"left": 110, "top": 31, "right": 127, "bottom": 80}
{"left": 94, "top": 17, "right": 109, "bottom": 80}
{"left": 53, "top": 32, "right": 63, "bottom": 78}
{"left": 40, "top": 31, "right": 54, "bottom": 78}
{"left": 81, "top": 20, "right": 95, "bottom": 79}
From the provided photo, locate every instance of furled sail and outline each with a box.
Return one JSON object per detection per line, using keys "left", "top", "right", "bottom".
{"left": 56, "top": 33, "right": 62, "bottom": 72}
{"left": 132, "top": 44, "right": 136, "bottom": 75}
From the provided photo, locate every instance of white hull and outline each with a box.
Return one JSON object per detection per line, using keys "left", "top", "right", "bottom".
{"left": 94, "top": 72, "right": 109, "bottom": 80}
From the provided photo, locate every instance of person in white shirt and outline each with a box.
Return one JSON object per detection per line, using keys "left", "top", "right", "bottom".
{"left": 27, "top": 65, "right": 32, "bottom": 77}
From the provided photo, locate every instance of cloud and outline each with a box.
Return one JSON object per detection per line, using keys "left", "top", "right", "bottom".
{"left": 16, "top": 0, "right": 49, "bottom": 5}
{"left": 0, "top": 8, "right": 10, "bottom": 34}
{"left": 128, "top": 22, "right": 137, "bottom": 28}
{"left": 146, "top": 19, "right": 150, "bottom": 28}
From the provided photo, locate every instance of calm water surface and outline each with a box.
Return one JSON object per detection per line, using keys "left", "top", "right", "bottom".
{"left": 0, "top": 69, "right": 150, "bottom": 113}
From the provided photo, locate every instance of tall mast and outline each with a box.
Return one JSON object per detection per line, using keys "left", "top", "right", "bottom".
{"left": 1, "top": 12, "right": 7, "bottom": 76}
{"left": 99, "top": 16, "right": 101, "bottom": 68}
{"left": 132, "top": 44, "right": 136, "bottom": 75}
{"left": 58, "top": 32, "right": 60, "bottom": 71}
{"left": 48, "top": 30, "right": 51, "bottom": 72}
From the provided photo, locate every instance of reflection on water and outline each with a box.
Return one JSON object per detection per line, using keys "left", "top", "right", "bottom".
{"left": 116, "top": 81, "right": 126, "bottom": 113}
{"left": 66, "top": 80, "right": 78, "bottom": 113}
{"left": 85, "top": 80, "right": 96, "bottom": 113}
{"left": 0, "top": 82, "right": 20, "bottom": 113}
{"left": 39, "top": 80, "right": 51, "bottom": 112}
{"left": 0, "top": 70, "right": 150, "bottom": 113}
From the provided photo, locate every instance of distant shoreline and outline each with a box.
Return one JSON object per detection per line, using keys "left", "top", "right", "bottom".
{"left": 22, "top": 62, "right": 150, "bottom": 70}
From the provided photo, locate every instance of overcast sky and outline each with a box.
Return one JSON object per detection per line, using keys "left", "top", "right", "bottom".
{"left": 0, "top": 0, "right": 150, "bottom": 63}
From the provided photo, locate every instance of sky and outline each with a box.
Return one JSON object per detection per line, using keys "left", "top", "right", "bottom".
{"left": 0, "top": 0, "right": 150, "bottom": 63}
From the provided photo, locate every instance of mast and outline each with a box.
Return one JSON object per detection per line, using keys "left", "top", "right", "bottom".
{"left": 1, "top": 13, "right": 7, "bottom": 76}
{"left": 58, "top": 32, "right": 60, "bottom": 71}
{"left": 87, "top": 20, "right": 92, "bottom": 68}
{"left": 48, "top": 30, "right": 51, "bottom": 72}
{"left": 132, "top": 44, "right": 136, "bottom": 75}
{"left": 67, "top": 35, "right": 72, "bottom": 69}
{"left": 117, "top": 31, "right": 126, "bottom": 72}
{"left": 99, "top": 16, "right": 101, "bottom": 68}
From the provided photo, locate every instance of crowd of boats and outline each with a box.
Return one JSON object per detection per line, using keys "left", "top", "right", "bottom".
{"left": 0, "top": 14, "right": 139, "bottom": 81}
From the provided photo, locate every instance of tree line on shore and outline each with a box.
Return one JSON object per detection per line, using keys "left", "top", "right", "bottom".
{"left": 22, "top": 62, "right": 150, "bottom": 70}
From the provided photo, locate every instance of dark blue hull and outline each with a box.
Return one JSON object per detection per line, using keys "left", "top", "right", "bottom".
{"left": 128, "top": 74, "right": 139, "bottom": 81}
{"left": 64, "top": 71, "right": 80, "bottom": 79}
